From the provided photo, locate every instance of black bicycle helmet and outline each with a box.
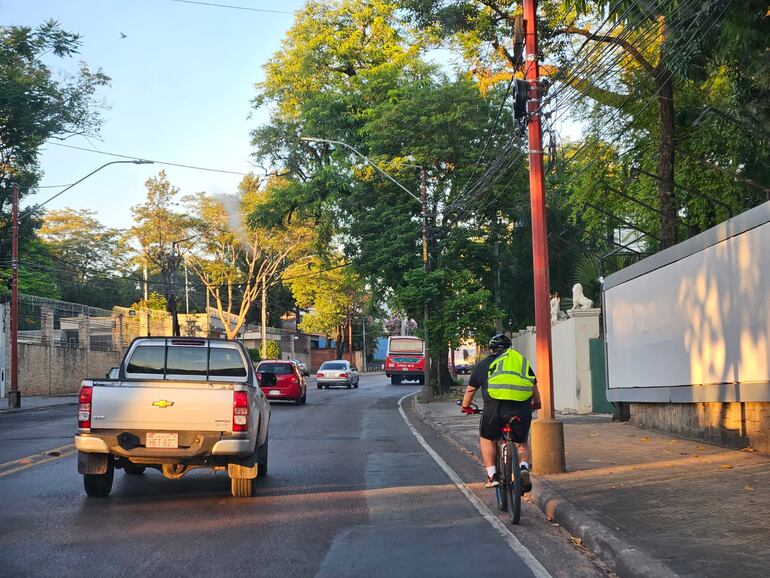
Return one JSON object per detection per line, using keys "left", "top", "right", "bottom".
{"left": 488, "top": 333, "right": 512, "bottom": 352}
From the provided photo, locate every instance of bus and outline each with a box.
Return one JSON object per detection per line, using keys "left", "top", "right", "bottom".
{"left": 384, "top": 336, "right": 425, "bottom": 385}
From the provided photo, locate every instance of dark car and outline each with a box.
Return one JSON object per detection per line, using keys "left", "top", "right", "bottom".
{"left": 256, "top": 360, "right": 307, "bottom": 405}
{"left": 454, "top": 363, "right": 472, "bottom": 375}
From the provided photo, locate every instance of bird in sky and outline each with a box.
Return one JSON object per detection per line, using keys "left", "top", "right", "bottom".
{"left": 120, "top": 32, "right": 127, "bottom": 39}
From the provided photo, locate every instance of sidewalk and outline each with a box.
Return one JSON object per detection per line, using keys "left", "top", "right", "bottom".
{"left": 412, "top": 396, "right": 770, "bottom": 578}
{"left": 0, "top": 394, "right": 78, "bottom": 415}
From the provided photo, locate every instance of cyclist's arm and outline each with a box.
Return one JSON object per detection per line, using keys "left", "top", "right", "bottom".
{"left": 531, "top": 380, "right": 542, "bottom": 409}
{"left": 461, "top": 384, "right": 477, "bottom": 409}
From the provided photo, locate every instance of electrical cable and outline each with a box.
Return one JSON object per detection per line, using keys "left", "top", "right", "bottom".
{"left": 46, "top": 142, "right": 258, "bottom": 176}
{"left": 168, "top": 0, "right": 293, "bottom": 15}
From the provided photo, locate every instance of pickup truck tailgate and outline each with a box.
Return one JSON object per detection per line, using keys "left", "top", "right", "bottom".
{"left": 90, "top": 383, "right": 234, "bottom": 432}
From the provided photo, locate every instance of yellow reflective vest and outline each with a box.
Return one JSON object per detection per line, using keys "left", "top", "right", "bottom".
{"left": 487, "top": 348, "right": 535, "bottom": 402}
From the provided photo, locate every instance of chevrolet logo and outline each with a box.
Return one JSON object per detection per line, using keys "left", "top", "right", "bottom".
{"left": 152, "top": 400, "right": 175, "bottom": 408}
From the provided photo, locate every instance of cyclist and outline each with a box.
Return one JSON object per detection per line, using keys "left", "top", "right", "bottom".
{"left": 460, "top": 334, "right": 541, "bottom": 491}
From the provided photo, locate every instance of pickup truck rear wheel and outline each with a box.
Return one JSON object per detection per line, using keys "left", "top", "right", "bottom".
{"left": 231, "top": 478, "right": 254, "bottom": 498}
{"left": 83, "top": 459, "right": 114, "bottom": 497}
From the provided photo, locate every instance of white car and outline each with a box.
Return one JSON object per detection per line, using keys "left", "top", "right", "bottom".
{"left": 316, "top": 360, "right": 359, "bottom": 389}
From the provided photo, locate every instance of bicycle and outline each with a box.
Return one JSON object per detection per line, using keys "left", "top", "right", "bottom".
{"left": 457, "top": 400, "right": 523, "bottom": 525}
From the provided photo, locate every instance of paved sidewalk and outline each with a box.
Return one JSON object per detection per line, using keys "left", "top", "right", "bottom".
{"left": 0, "top": 394, "right": 78, "bottom": 415}
{"left": 412, "top": 395, "right": 770, "bottom": 578}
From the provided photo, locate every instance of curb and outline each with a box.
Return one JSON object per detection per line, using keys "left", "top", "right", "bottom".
{"left": 410, "top": 398, "right": 678, "bottom": 578}
{"left": 530, "top": 480, "right": 677, "bottom": 578}
{"left": 0, "top": 400, "right": 78, "bottom": 416}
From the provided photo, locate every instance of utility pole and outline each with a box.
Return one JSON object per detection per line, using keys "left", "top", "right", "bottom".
{"left": 347, "top": 311, "right": 354, "bottom": 366}
{"left": 493, "top": 210, "right": 503, "bottom": 334}
{"left": 168, "top": 249, "right": 180, "bottom": 337}
{"left": 184, "top": 258, "right": 190, "bottom": 316}
{"left": 8, "top": 184, "right": 20, "bottom": 408}
{"left": 361, "top": 315, "right": 367, "bottom": 372}
{"left": 421, "top": 167, "right": 433, "bottom": 402}
{"left": 523, "top": 0, "right": 565, "bottom": 474}
{"left": 143, "top": 265, "right": 148, "bottom": 302}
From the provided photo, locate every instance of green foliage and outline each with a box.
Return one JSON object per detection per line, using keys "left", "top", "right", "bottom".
{"left": 132, "top": 291, "right": 167, "bottom": 311}
{"left": 0, "top": 20, "right": 109, "bottom": 296}
{"left": 261, "top": 340, "right": 282, "bottom": 360}
{"left": 247, "top": 348, "right": 261, "bottom": 364}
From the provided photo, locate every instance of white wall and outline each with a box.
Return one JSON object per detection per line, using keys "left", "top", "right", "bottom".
{"left": 511, "top": 309, "right": 600, "bottom": 414}
{"left": 604, "top": 202, "right": 770, "bottom": 401}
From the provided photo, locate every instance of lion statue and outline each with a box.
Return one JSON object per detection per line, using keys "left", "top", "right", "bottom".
{"left": 570, "top": 283, "right": 594, "bottom": 310}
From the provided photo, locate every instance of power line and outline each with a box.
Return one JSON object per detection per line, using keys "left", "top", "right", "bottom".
{"left": 46, "top": 142, "right": 257, "bottom": 177}
{"left": 168, "top": 0, "right": 293, "bottom": 15}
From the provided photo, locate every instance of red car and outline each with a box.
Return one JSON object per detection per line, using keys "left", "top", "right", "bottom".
{"left": 256, "top": 360, "right": 307, "bottom": 405}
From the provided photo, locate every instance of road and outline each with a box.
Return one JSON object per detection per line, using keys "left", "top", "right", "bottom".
{"left": 0, "top": 373, "right": 608, "bottom": 577}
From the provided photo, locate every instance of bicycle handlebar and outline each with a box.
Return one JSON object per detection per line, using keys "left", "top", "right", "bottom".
{"left": 456, "top": 399, "right": 482, "bottom": 414}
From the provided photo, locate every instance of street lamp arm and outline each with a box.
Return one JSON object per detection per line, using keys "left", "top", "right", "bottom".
{"left": 20, "top": 159, "right": 153, "bottom": 221}
{"left": 300, "top": 137, "right": 421, "bottom": 203}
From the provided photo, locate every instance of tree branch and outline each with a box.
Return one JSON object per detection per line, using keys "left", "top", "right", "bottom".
{"left": 555, "top": 26, "right": 656, "bottom": 76}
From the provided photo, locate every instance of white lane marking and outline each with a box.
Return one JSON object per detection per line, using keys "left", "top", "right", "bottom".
{"left": 397, "top": 392, "right": 552, "bottom": 578}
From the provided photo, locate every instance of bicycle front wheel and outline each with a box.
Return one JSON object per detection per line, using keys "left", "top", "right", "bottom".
{"left": 505, "top": 441, "right": 521, "bottom": 525}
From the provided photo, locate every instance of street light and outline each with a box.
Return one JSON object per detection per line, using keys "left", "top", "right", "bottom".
{"left": 300, "top": 137, "right": 421, "bottom": 203}
{"left": 300, "top": 136, "right": 432, "bottom": 401}
{"left": 19, "top": 159, "right": 154, "bottom": 221}
{"left": 7, "top": 159, "right": 154, "bottom": 408}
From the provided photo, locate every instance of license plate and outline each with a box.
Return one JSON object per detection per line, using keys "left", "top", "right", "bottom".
{"left": 146, "top": 432, "right": 178, "bottom": 448}
{"left": 269, "top": 389, "right": 281, "bottom": 396}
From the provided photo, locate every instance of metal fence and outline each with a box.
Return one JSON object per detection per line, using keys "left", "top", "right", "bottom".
{"left": 16, "top": 295, "right": 173, "bottom": 352}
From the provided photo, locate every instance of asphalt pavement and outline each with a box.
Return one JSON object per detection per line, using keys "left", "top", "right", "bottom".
{"left": 0, "top": 374, "right": 610, "bottom": 578}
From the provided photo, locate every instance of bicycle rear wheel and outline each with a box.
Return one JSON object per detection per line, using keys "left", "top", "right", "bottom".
{"left": 495, "top": 442, "right": 507, "bottom": 512}
{"left": 505, "top": 441, "right": 521, "bottom": 525}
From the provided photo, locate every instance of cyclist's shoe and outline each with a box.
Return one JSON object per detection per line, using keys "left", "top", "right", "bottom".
{"left": 520, "top": 466, "right": 532, "bottom": 493}
{"left": 485, "top": 473, "right": 501, "bottom": 488}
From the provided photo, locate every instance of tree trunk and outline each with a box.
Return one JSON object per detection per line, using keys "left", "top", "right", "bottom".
{"left": 655, "top": 19, "right": 677, "bottom": 249}
{"left": 335, "top": 327, "right": 344, "bottom": 360}
{"left": 435, "top": 340, "right": 454, "bottom": 394}
{"left": 261, "top": 284, "right": 267, "bottom": 359}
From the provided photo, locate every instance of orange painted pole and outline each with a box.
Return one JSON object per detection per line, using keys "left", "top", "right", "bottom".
{"left": 523, "top": 0, "right": 565, "bottom": 473}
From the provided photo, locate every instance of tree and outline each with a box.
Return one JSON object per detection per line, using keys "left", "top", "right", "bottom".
{"left": 400, "top": 1, "right": 768, "bottom": 248}
{"left": 186, "top": 175, "right": 314, "bottom": 340}
{"left": 132, "top": 291, "right": 167, "bottom": 311}
{"left": 36, "top": 208, "right": 137, "bottom": 306}
{"left": 251, "top": 0, "right": 533, "bottom": 390}
{"left": 128, "top": 171, "right": 195, "bottom": 319}
{"left": 284, "top": 256, "right": 367, "bottom": 360}
{"left": 0, "top": 20, "right": 109, "bottom": 287}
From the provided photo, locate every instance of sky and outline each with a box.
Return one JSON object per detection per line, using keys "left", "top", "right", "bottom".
{"left": 4, "top": 0, "right": 307, "bottom": 229}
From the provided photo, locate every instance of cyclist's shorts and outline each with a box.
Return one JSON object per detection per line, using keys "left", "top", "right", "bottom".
{"left": 480, "top": 401, "right": 532, "bottom": 443}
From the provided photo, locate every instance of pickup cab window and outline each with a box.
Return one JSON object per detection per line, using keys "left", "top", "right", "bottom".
{"left": 209, "top": 348, "right": 247, "bottom": 377}
{"left": 166, "top": 347, "right": 208, "bottom": 376}
{"left": 124, "top": 341, "right": 248, "bottom": 380}
{"left": 126, "top": 346, "right": 165, "bottom": 374}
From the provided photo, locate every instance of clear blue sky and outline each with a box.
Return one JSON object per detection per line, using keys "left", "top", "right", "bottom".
{"left": 5, "top": 0, "right": 306, "bottom": 229}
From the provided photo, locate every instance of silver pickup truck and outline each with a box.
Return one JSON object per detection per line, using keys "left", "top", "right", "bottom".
{"left": 75, "top": 337, "right": 270, "bottom": 498}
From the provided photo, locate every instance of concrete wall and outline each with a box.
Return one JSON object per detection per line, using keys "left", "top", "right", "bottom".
{"left": 511, "top": 309, "right": 600, "bottom": 414}
{"left": 311, "top": 348, "right": 339, "bottom": 371}
{"left": 630, "top": 402, "right": 770, "bottom": 453}
{"left": 17, "top": 343, "right": 121, "bottom": 396}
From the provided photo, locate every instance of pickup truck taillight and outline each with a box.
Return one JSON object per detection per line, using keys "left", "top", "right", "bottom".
{"left": 78, "top": 385, "right": 93, "bottom": 429}
{"left": 233, "top": 391, "right": 249, "bottom": 432}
